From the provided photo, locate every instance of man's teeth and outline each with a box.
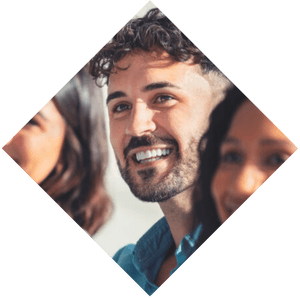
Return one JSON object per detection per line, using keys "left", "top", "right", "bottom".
{"left": 136, "top": 148, "right": 171, "bottom": 162}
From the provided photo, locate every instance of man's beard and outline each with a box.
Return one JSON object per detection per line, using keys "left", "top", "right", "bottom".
{"left": 116, "top": 135, "right": 199, "bottom": 202}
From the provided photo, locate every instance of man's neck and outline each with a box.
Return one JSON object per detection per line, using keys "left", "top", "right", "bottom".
{"left": 154, "top": 187, "right": 196, "bottom": 287}
{"left": 158, "top": 187, "right": 196, "bottom": 249}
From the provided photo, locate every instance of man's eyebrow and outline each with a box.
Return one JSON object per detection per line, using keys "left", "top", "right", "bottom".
{"left": 142, "top": 81, "right": 181, "bottom": 92}
{"left": 106, "top": 82, "right": 180, "bottom": 105}
{"left": 106, "top": 91, "right": 127, "bottom": 105}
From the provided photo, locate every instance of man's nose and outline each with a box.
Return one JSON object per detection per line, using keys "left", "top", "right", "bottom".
{"left": 229, "top": 164, "right": 266, "bottom": 201}
{"left": 125, "top": 102, "right": 156, "bottom": 136}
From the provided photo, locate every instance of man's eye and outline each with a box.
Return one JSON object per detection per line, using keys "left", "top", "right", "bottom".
{"left": 113, "top": 103, "right": 131, "bottom": 113}
{"left": 155, "top": 95, "right": 173, "bottom": 103}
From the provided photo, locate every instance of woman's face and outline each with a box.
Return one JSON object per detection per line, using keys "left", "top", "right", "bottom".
{"left": 211, "top": 99, "right": 297, "bottom": 223}
{"left": 3, "top": 100, "right": 66, "bottom": 184}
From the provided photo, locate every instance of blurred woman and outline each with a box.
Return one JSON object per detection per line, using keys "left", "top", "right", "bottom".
{"left": 194, "top": 86, "right": 297, "bottom": 244}
{"left": 3, "top": 67, "right": 112, "bottom": 235}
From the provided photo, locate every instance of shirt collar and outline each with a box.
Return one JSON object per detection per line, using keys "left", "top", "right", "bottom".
{"left": 133, "top": 217, "right": 202, "bottom": 273}
{"left": 133, "top": 217, "right": 173, "bottom": 272}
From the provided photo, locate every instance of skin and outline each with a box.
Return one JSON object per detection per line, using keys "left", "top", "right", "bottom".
{"left": 212, "top": 99, "right": 297, "bottom": 223}
{"left": 3, "top": 100, "right": 66, "bottom": 184}
{"left": 107, "top": 49, "right": 229, "bottom": 286}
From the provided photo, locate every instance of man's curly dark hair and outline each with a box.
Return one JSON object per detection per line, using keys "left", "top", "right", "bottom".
{"left": 89, "top": 8, "right": 221, "bottom": 87}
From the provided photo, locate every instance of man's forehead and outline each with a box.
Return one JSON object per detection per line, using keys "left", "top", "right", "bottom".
{"left": 108, "top": 67, "right": 201, "bottom": 102}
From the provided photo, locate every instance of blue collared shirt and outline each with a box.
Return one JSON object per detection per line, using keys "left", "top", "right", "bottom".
{"left": 113, "top": 217, "right": 202, "bottom": 296}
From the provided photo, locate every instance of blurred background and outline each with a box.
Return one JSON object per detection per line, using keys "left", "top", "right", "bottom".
{"left": 91, "top": 2, "right": 163, "bottom": 257}
{"left": 0, "top": 1, "right": 163, "bottom": 257}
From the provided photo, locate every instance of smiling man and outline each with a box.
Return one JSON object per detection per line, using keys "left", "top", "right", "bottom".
{"left": 89, "top": 8, "right": 231, "bottom": 295}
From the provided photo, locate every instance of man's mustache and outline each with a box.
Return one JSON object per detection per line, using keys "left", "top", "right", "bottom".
{"left": 123, "top": 135, "right": 178, "bottom": 159}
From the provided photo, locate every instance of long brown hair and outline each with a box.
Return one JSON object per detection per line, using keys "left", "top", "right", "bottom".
{"left": 194, "top": 86, "right": 247, "bottom": 247}
{"left": 40, "top": 67, "right": 112, "bottom": 235}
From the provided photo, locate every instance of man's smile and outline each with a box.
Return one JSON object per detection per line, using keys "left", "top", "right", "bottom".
{"left": 128, "top": 146, "right": 174, "bottom": 166}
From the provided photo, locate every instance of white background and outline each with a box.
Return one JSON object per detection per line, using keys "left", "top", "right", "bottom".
{"left": 93, "top": 2, "right": 164, "bottom": 255}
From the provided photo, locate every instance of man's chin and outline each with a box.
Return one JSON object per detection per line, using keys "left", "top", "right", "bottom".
{"left": 124, "top": 173, "right": 187, "bottom": 203}
{"left": 135, "top": 180, "right": 194, "bottom": 203}
{"left": 118, "top": 157, "right": 188, "bottom": 202}
{"left": 130, "top": 184, "right": 182, "bottom": 203}
{"left": 136, "top": 167, "right": 158, "bottom": 182}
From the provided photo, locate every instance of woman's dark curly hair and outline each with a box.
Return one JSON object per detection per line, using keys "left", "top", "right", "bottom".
{"left": 89, "top": 8, "right": 221, "bottom": 86}
{"left": 40, "top": 67, "right": 112, "bottom": 236}
{"left": 194, "top": 86, "right": 247, "bottom": 247}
